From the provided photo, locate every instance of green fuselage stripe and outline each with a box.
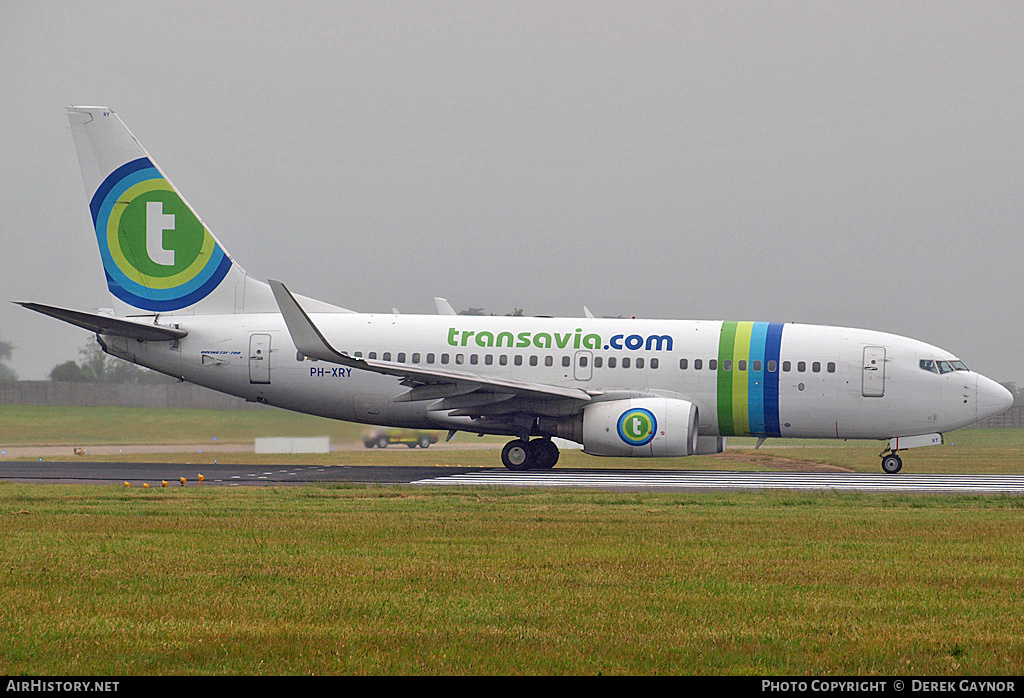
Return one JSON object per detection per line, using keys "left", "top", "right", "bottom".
{"left": 717, "top": 321, "right": 738, "bottom": 435}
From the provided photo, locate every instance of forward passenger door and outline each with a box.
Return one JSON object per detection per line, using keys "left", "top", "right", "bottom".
{"left": 862, "top": 346, "right": 885, "bottom": 397}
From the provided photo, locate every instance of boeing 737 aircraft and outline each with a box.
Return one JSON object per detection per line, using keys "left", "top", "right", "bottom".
{"left": 20, "top": 107, "right": 1013, "bottom": 473}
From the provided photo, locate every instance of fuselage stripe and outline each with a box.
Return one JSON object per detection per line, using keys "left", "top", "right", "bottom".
{"left": 716, "top": 321, "right": 737, "bottom": 435}
{"left": 763, "top": 322, "right": 784, "bottom": 436}
{"left": 747, "top": 322, "right": 768, "bottom": 435}
{"left": 717, "top": 321, "right": 785, "bottom": 437}
{"left": 732, "top": 321, "right": 754, "bottom": 435}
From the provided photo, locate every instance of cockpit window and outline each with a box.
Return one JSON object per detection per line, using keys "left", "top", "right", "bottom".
{"left": 922, "top": 358, "right": 970, "bottom": 374}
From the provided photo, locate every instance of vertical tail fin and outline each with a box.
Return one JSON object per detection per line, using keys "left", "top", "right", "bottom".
{"left": 67, "top": 106, "right": 242, "bottom": 315}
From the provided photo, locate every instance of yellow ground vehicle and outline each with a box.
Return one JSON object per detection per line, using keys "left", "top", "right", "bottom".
{"left": 363, "top": 428, "right": 440, "bottom": 449}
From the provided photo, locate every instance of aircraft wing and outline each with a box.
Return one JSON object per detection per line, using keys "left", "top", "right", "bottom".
{"left": 269, "top": 280, "right": 591, "bottom": 404}
{"left": 17, "top": 302, "right": 187, "bottom": 341}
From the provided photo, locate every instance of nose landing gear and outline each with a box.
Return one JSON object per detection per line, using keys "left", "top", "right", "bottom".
{"left": 880, "top": 450, "right": 903, "bottom": 474}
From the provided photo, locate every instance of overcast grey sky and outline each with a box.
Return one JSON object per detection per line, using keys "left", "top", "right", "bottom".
{"left": 2, "top": 1, "right": 1022, "bottom": 384}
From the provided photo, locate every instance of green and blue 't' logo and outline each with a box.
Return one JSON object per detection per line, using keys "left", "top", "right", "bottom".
{"left": 90, "top": 157, "right": 232, "bottom": 311}
{"left": 617, "top": 408, "right": 657, "bottom": 447}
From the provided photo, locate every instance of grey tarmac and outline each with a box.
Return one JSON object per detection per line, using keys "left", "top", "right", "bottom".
{"left": 2, "top": 461, "right": 1024, "bottom": 494}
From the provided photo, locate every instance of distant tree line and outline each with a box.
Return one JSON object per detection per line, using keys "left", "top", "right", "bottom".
{"left": 0, "top": 338, "right": 16, "bottom": 382}
{"left": 49, "top": 339, "right": 175, "bottom": 384}
{"left": 458, "top": 307, "right": 525, "bottom": 317}
{"left": 1000, "top": 382, "right": 1024, "bottom": 405}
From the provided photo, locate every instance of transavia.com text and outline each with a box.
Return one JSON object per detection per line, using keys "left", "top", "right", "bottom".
{"left": 6, "top": 682, "right": 119, "bottom": 692}
{"left": 762, "top": 681, "right": 1016, "bottom": 693}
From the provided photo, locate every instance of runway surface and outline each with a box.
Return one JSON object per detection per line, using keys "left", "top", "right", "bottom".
{"left": 2, "top": 460, "right": 1024, "bottom": 494}
{"left": 411, "top": 469, "right": 1024, "bottom": 494}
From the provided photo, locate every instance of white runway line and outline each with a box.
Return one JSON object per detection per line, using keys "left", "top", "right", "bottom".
{"left": 412, "top": 470, "right": 1024, "bottom": 494}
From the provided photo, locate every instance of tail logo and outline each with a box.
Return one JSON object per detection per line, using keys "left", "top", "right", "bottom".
{"left": 90, "top": 157, "right": 232, "bottom": 311}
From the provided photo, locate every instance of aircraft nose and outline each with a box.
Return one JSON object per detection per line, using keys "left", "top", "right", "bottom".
{"left": 977, "top": 375, "right": 1014, "bottom": 421}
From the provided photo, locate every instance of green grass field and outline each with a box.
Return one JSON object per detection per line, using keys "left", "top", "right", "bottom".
{"left": 2, "top": 405, "right": 1024, "bottom": 675}
{"left": 0, "top": 404, "right": 370, "bottom": 446}
{"left": 1, "top": 485, "right": 1023, "bottom": 675}
{"left": 2, "top": 405, "right": 1023, "bottom": 474}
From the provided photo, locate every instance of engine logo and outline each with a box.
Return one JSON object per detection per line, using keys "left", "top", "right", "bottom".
{"left": 617, "top": 408, "right": 657, "bottom": 447}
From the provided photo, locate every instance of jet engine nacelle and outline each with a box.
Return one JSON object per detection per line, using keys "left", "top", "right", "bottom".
{"left": 581, "top": 397, "right": 699, "bottom": 457}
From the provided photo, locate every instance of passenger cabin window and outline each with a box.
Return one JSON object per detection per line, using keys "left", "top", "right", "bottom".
{"left": 562, "top": 356, "right": 571, "bottom": 367}
{"left": 594, "top": 357, "right": 603, "bottom": 368}
{"left": 651, "top": 358, "right": 659, "bottom": 369}
{"left": 441, "top": 353, "right": 449, "bottom": 364}
{"left": 679, "top": 358, "right": 688, "bottom": 370}
{"left": 767, "top": 360, "right": 777, "bottom": 372}
{"left": 782, "top": 361, "right": 791, "bottom": 372}
{"left": 812, "top": 361, "right": 820, "bottom": 373}
{"left": 500, "top": 355, "right": 508, "bottom": 366}
{"left": 752, "top": 360, "right": 761, "bottom": 372}
{"left": 694, "top": 359, "right": 702, "bottom": 370}
{"left": 383, "top": 352, "right": 392, "bottom": 361}
{"left": 723, "top": 360, "right": 732, "bottom": 371}
{"left": 608, "top": 357, "right": 617, "bottom": 368}
{"left": 622, "top": 358, "right": 631, "bottom": 369}
{"left": 427, "top": 353, "right": 435, "bottom": 364}
{"left": 797, "top": 361, "right": 806, "bottom": 372}
{"left": 708, "top": 359, "right": 717, "bottom": 370}
{"left": 827, "top": 362, "right": 836, "bottom": 373}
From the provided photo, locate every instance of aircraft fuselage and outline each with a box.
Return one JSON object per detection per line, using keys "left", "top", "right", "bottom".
{"left": 106, "top": 313, "right": 1000, "bottom": 443}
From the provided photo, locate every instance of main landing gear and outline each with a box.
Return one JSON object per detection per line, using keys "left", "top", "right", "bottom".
{"left": 880, "top": 450, "right": 903, "bottom": 474}
{"left": 501, "top": 438, "right": 560, "bottom": 471}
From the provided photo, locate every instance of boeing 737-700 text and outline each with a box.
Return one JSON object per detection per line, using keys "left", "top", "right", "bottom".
{"left": 20, "top": 107, "right": 1014, "bottom": 473}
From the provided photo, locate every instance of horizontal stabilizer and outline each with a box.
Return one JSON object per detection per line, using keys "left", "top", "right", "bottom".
{"left": 17, "top": 302, "right": 187, "bottom": 341}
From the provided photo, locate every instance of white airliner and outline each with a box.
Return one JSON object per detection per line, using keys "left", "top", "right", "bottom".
{"left": 21, "top": 107, "right": 1013, "bottom": 473}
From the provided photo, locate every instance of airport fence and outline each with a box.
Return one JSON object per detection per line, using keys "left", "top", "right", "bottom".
{"left": 970, "top": 405, "right": 1024, "bottom": 429}
{"left": 0, "top": 381, "right": 268, "bottom": 410}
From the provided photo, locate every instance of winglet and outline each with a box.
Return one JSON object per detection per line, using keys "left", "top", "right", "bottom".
{"left": 434, "top": 297, "right": 456, "bottom": 315}
{"left": 269, "top": 280, "right": 352, "bottom": 364}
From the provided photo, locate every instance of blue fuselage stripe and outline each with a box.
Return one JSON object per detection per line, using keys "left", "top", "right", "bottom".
{"left": 763, "top": 322, "right": 784, "bottom": 436}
